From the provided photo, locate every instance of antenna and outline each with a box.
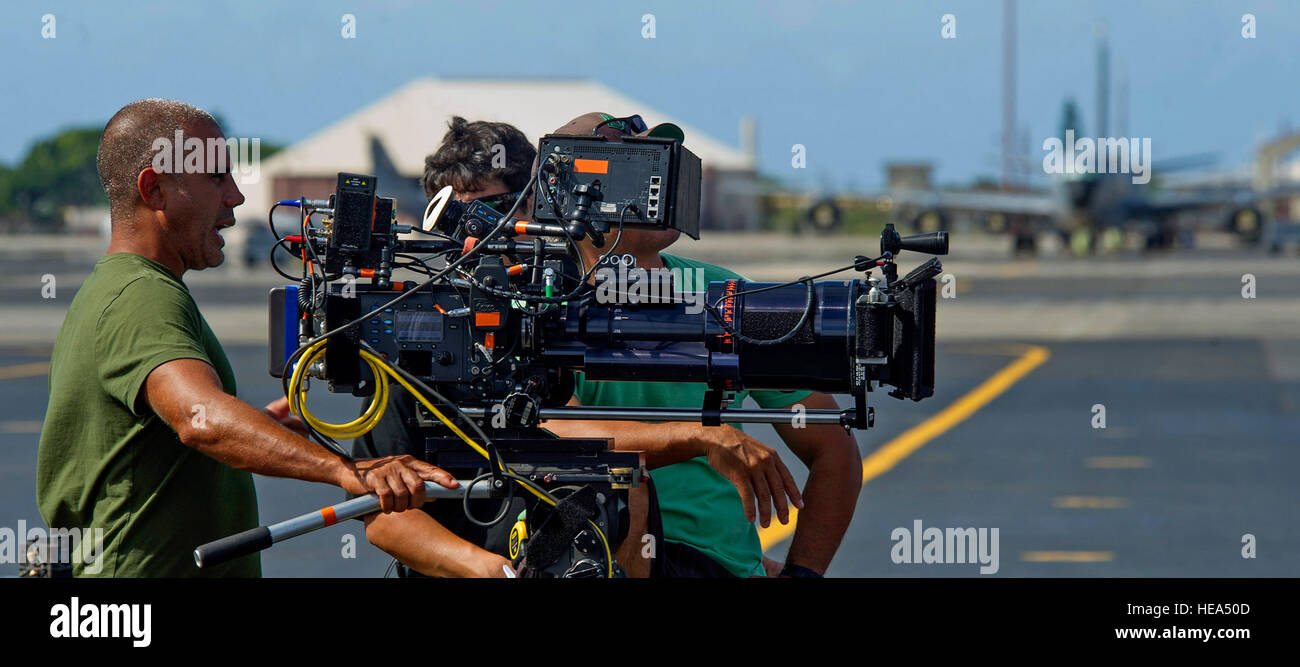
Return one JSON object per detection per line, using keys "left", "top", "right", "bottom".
{"left": 1095, "top": 21, "right": 1110, "bottom": 138}
{"left": 1001, "top": 0, "right": 1017, "bottom": 190}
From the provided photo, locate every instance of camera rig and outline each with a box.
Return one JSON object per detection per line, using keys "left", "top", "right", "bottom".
{"left": 194, "top": 133, "right": 948, "bottom": 577}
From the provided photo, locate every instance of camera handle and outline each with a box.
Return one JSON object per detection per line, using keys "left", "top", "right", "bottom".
{"left": 193, "top": 481, "right": 492, "bottom": 569}
{"left": 566, "top": 181, "right": 606, "bottom": 248}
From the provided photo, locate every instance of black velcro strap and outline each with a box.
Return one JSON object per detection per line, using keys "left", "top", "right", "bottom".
{"left": 522, "top": 486, "right": 599, "bottom": 574}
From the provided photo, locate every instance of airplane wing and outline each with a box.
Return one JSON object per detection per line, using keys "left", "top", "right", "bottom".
{"left": 1136, "top": 182, "right": 1300, "bottom": 216}
{"left": 886, "top": 188, "right": 1058, "bottom": 217}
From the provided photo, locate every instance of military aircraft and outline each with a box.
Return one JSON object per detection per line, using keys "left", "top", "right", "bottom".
{"left": 802, "top": 151, "right": 1284, "bottom": 256}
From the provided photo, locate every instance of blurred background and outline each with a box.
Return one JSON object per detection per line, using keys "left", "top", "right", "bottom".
{"left": 1, "top": 0, "right": 1297, "bottom": 576}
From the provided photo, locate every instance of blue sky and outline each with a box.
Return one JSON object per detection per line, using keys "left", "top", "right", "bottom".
{"left": 2, "top": 0, "right": 1297, "bottom": 190}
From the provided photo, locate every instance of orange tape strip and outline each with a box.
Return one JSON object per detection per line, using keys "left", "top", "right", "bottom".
{"left": 574, "top": 159, "right": 609, "bottom": 174}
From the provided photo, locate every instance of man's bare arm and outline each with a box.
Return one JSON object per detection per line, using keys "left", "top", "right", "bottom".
{"left": 363, "top": 511, "right": 514, "bottom": 578}
{"left": 542, "top": 396, "right": 804, "bottom": 527}
{"left": 541, "top": 400, "right": 709, "bottom": 468}
{"left": 142, "top": 358, "right": 457, "bottom": 512}
{"left": 770, "top": 392, "right": 862, "bottom": 575}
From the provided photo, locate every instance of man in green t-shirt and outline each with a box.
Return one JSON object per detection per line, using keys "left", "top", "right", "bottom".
{"left": 37, "top": 99, "right": 456, "bottom": 577}
{"left": 538, "top": 114, "right": 863, "bottom": 577}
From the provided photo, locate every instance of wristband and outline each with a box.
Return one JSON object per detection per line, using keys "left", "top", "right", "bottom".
{"left": 779, "top": 563, "right": 823, "bottom": 579}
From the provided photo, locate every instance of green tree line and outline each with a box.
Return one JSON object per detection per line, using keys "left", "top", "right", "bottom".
{"left": 1, "top": 122, "right": 281, "bottom": 231}
{"left": 0, "top": 127, "right": 106, "bottom": 228}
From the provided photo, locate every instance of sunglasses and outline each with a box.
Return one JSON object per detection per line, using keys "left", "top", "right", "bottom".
{"left": 477, "top": 190, "right": 525, "bottom": 213}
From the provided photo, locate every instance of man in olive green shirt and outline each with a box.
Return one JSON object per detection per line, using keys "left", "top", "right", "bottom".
{"left": 39, "top": 252, "right": 261, "bottom": 576}
{"left": 37, "top": 98, "right": 455, "bottom": 577}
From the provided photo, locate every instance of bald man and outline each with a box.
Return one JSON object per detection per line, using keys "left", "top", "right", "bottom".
{"left": 37, "top": 98, "right": 456, "bottom": 577}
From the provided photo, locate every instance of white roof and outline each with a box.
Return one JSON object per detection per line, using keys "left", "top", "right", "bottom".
{"left": 235, "top": 78, "right": 752, "bottom": 228}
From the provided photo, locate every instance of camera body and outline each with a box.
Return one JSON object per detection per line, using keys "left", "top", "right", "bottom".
{"left": 270, "top": 260, "right": 939, "bottom": 412}
{"left": 271, "top": 140, "right": 939, "bottom": 410}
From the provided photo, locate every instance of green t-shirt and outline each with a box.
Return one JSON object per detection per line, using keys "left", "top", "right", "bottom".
{"left": 572, "top": 253, "right": 810, "bottom": 577}
{"left": 37, "top": 253, "right": 260, "bottom": 577}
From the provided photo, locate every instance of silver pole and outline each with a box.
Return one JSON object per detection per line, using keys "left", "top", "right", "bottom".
{"left": 265, "top": 481, "right": 488, "bottom": 543}
{"left": 529, "top": 407, "right": 847, "bottom": 425}
{"left": 195, "top": 480, "right": 490, "bottom": 568}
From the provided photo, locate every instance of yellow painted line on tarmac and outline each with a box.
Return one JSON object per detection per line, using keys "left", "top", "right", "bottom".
{"left": 1053, "top": 496, "right": 1129, "bottom": 509}
{"left": 1085, "top": 456, "right": 1151, "bottom": 469}
{"left": 997, "top": 261, "right": 1040, "bottom": 279}
{"left": 759, "top": 344, "right": 1051, "bottom": 551}
{"left": 1021, "top": 551, "right": 1113, "bottom": 563}
{"left": 0, "top": 362, "right": 50, "bottom": 380}
{"left": 1, "top": 421, "right": 42, "bottom": 434}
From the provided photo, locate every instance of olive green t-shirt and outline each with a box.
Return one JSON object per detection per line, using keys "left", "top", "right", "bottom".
{"left": 572, "top": 253, "right": 810, "bottom": 577}
{"left": 37, "top": 253, "right": 260, "bottom": 577}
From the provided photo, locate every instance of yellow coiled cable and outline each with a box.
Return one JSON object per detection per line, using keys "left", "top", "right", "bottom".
{"left": 285, "top": 338, "right": 614, "bottom": 576}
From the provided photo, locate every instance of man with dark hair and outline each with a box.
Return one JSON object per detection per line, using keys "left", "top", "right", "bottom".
{"left": 421, "top": 116, "right": 537, "bottom": 202}
{"left": 37, "top": 98, "right": 456, "bottom": 577}
{"left": 354, "top": 116, "right": 538, "bottom": 578}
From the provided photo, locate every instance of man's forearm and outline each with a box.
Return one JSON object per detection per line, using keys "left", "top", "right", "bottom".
{"left": 363, "top": 510, "right": 504, "bottom": 578}
{"left": 178, "top": 392, "right": 348, "bottom": 486}
{"left": 783, "top": 446, "right": 861, "bottom": 573}
{"left": 541, "top": 418, "right": 712, "bottom": 469}
{"left": 146, "top": 354, "right": 451, "bottom": 511}
{"left": 546, "top": 408, "right": 806, "bottom": 528}
{"left": 773, "top": 395, "right": 862, "bottom": 574}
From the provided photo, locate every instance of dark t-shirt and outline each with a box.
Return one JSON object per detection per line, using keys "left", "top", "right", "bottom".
{"left": 37, "top": 253, "right": 260, "bottom": 577}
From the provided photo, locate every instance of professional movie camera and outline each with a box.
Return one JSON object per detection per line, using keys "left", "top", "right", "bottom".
{"left": 194, "top": 133, "right": 948, "bottom": 577}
